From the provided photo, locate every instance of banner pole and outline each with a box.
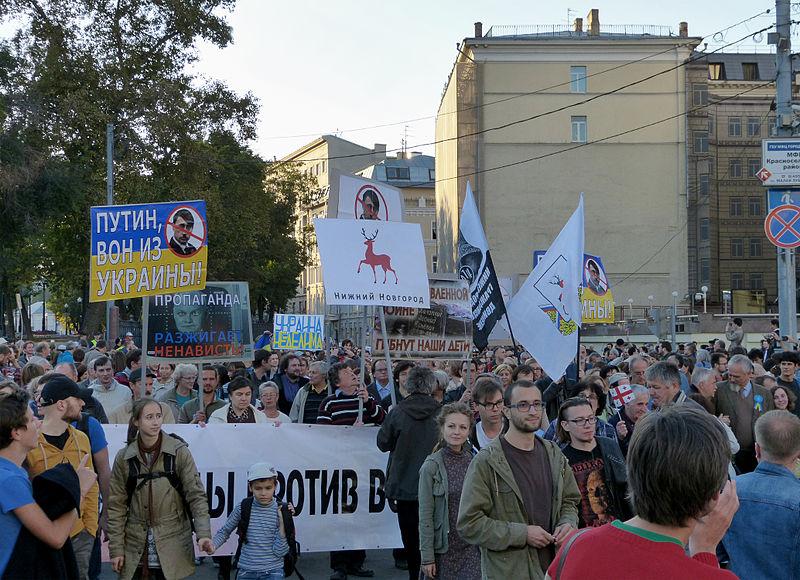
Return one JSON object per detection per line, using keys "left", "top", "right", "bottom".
{"left": 140, "top": 298, "right": 149, "bottom": 382}
{"left": 357, "top": 307, "right": 367, "bottom": 422}
{"left": 378, "top": 306, "right": 396, "bottom": 408}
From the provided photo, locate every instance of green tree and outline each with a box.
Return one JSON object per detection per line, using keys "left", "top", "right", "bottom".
{"left": 0, "top": 0, "right": 275, "bottom": 334}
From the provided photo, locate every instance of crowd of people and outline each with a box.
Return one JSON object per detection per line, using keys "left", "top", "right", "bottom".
{"left": 0, "top": 330, "right": 799, "bottom": 579}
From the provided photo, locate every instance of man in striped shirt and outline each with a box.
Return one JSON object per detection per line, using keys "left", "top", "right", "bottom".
{"left": 316, "top": 363, "right": 385, "bottom": 427}
{"left": 317, "top": 362, "right": 384, "bottom": 579}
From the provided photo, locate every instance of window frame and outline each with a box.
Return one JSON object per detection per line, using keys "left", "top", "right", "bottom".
{"left": 571, "top": 115, "right": 588, "bottom": 143}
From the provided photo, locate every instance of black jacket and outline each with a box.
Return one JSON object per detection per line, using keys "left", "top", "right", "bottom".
{"left": 3, "top": 463, "right": 81, "bottom": 579}
{"left": 376, "top": 393, "right": 441, "bottom": 501}
{"left": 273, "top": 372, "right": 309, "bottom": 415}
{"left": 607, "top": 407, "right": 636, "bottom": 457}
{"left": 595, "top": 436, "right": 633, "bottom": 522}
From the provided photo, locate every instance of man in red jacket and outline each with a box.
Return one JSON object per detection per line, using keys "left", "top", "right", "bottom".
{"left": 547, "top": 406, "right": 739, "bottom": 580}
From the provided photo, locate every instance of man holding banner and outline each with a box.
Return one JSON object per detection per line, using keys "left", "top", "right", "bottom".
{"left": 318, "top": 363, "right": 384, "bottom": 579}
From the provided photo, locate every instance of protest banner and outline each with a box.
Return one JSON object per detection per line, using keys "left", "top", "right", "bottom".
{"left": 102, "top": 423, "right": 402, "bottom": 554}
{"left": 334, "top": 173, "right": 404, "bottom": 221}
{"left": 145, "top": 281, "right": 254, "bottom": 362}
{"left": 313, "top": 218, "right": 430, "bottom": 308}
{"left": 273, "top": 314, "right": 325, "bottom": 350}
{"left": 534, "top": 251, "right": 615, "bottom": 324}
{"left": 372, "top": 278, "right": 471, "bottom": 358}
{"left": 90, "top": 201, "right": 208, "bottom": 302}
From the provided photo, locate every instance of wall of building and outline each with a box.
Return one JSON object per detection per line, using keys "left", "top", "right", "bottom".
{"left": 436, "top": 37, "right": 696, "bottom": 304}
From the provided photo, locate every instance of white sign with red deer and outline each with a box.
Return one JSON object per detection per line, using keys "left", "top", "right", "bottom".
{"left": 313, "top": 218, "right": 430, "bottom": 308}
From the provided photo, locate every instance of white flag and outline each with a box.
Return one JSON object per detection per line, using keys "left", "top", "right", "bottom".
{"left": 508, "top": 196, "right": 584, "bottom": 380}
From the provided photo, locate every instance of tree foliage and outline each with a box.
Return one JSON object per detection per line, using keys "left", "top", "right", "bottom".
{"left": 0, "top": 0, "right": 305, "bottom": 334}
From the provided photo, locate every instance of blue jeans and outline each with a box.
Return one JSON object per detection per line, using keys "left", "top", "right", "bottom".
{"left": 237, "top": 569, "right": 284, "bottom": 580}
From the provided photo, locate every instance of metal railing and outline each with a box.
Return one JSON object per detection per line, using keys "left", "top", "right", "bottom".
{"left": 485, "top": 24, "right": 674, "bottom": 38}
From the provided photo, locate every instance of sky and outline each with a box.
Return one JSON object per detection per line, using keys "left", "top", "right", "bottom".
{"left": 192, "top": 0, "right": 777, "bottom": 160}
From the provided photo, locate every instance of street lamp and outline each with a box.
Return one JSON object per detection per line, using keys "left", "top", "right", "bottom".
{"left": 627, "top": 298, "right": 634, "bottom": 321}
{"left": 700, "top": 285, "right": 708, "bottom": 314}
{"left": 671, "top": 291, "right": 679, "bottom": 349}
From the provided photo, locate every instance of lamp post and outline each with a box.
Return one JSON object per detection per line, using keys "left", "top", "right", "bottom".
{"left": 671, "top": 291, "right": 679, "bottom": 349}
{"left": 700, "top": 285, "right": 708, "bottom": 314}
{"left": 627, "top": 298, "right": 634, "bottom": 321}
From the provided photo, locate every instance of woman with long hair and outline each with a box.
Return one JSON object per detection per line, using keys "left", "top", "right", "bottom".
{"left": 418, "top": 402, "right": 480, "bottom": 579}
{"left": 107, "top": 398, "right": 213, "bottom": 579}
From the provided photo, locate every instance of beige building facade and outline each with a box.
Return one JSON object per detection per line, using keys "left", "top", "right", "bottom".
{"left": 436, "top": 12, "right": 700, "bottom": 308}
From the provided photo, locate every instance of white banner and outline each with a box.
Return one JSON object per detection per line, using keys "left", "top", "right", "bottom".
{"left": 314, "top": 218, "right": 430, "bottom": 308}
{"left": 508, "top": 196, "right": 584, "bottom": 380}
{"left": 336, "top": 174, "right": 404, "bottom": 221}
{"left": 102, "top": 424, "right": 401, "bottom": 553}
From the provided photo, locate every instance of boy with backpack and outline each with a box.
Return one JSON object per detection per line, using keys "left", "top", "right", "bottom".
{"left": 213, "top": 462, "right": 298, "bottom": 579}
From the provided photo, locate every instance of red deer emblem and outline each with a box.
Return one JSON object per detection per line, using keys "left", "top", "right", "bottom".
{"left": 357, "top": 228, "right": 398, "bottom": 284}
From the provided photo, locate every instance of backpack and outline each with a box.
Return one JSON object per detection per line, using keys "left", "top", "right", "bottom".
{"left": 235, "top": 496, "right": 303, "bottom": 579}
{"left": 124, "top": 434, "right": 195, "bottom": 531}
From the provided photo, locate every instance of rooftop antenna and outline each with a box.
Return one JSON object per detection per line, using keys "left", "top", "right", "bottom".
{"left": 566, "top": 8, "right": 576, "bottom": 26}
{"left": 401, "top": 125, "right": 409, "bottom": 155}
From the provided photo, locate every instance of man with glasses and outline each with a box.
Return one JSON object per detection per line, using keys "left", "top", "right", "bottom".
{"left": 558, "top": 397, "right": 630, "bottom": 529}
{"left": 367, "top": 359, "right": 391, "bottom": 404}
{"left": 458, "top": 380, "right": 579, "bottom": 579}
{"left": 469, "top": 375, "right": 505, "bottom": 451}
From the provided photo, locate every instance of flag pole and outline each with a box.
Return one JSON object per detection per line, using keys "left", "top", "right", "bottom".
{"left": 504, "top": 311, "right": 520, "bottom": 355}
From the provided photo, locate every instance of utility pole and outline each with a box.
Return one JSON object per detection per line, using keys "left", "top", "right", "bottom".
{"left": 775, "top": 0, "right": 797, "bottom": 348}
{"left": 106, "top": 123, "right": 114, "bottom": 344}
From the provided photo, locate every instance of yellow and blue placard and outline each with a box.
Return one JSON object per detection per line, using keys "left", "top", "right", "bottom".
{"left": 90, "top": 201, "right": 208, "bottom": 302}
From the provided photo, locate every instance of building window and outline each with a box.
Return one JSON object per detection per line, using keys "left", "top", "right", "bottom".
{"left": 748, "top": 197, "right": 762, "bottom": 216}
{"left": 729, "top": 159, "right": 742, "bottom": 178}
{"left": 709, "top": 63, "right": 726, "bottom": 80}
{"left": 699, "top": 174, "right": 710, "bottom": 195}
{"left": 731, "top": 238, "right": 744, "bottom": 258}
{"left": 730, "top": 197, "right": 743, "bottom": 216}
{"left": 694, "top": 131, "right": 708, "bottom": 153}
{"left": 700, "top": 218, "right": 709, "bottom": 241}
{"left": 742, "top": 63, "right": 759, "bottom": 81}
{"left": 428, "top": 168, "right": 435, "bottom": 181}
{"left": 571, "top": 116, "right": 587, "bottom": 143}
{"left": 701, "top": 258, "right": 710, "bottom": 283}
{"left": 431, "top": 256, "right": 438, "bottom": 273}
{"left": 747, "top": 159, "right": 760, "bottom": 178}
{"left": 570, "top": 66, "right": 587, "bottom": 93}
{"left": 728, "top": 117, "right": 741, "bottom": 137}
{"left": 386, "top": 166, "right": 410, "bottom": 180}
{"left": 747, "top": 117, "right": 761, "bottom": 137}
{"left": 322, "top": 160, "right": 327, "bottom": 173}
{"left": 749, "top": 238, "right": 762, "bottom": 257}
{"left": 750, "top": 272, "right": 763, "bottom": 289}
{"left": 708, "top": 116, "right": 715, "bottom": 135}
{"left": 692, "top": 83, "right": 708, "bottom": 106}
{"left": 731, "top": 272, "right": 744, "bottom": 290}
{"left": 431, "top": 221, "right": 437, "bottom": 240}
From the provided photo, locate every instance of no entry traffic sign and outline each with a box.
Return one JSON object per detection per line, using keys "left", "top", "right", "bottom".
{"left": 765, "top": 204, "right": 800, "bottom": 248}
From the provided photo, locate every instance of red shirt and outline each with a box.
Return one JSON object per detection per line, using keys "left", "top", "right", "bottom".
{"left": 547, "top": 520, "right": 737, "bottom": 580}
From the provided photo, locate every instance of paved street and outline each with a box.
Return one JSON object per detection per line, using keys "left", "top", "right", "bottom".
{"left": 99, "top": 549, "right": 406, "bottom": 579}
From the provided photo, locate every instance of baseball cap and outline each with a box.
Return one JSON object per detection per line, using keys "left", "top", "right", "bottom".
{"left": 56, "top": 344, "right": 67, "bottom": 352}
{"left": 125, "top": 332, "right": 134, "bottom": 337}
{"left": 40, "top": 375, "right": 83, "bottom": 407}
{"left": 247, "top": 462, "right": 278, "bottom": 482}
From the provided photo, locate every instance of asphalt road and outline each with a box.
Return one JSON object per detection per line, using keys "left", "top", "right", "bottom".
{"left": 99, "top": 549, "right": 407, "bottom": 579}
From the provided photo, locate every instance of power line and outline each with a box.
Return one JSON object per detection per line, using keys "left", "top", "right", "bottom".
{"left": 266, "top": 23, "right": 776, "bottom": 168}
{"left": 261, "top": 8, "right": 774, "bottom": 141}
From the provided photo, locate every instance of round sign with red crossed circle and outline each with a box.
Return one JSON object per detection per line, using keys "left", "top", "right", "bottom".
{"left": 764, "top": 204, "right": 800, "bottom": 249}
